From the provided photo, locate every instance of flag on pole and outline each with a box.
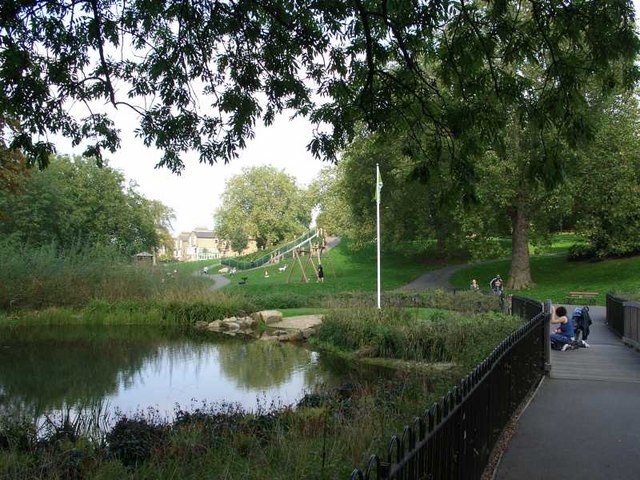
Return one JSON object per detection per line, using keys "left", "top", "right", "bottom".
{"left": 376, "top": 165, "right": 383, "bottom": 205}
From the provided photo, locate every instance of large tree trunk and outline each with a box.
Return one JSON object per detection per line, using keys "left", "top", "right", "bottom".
{"left": 507, "top": 199, "right": 534, "bottom": 289}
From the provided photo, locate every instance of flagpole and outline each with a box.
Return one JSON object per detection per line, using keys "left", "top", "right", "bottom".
{"left": 376, "top": 164, "right": 381, "bottom": 310}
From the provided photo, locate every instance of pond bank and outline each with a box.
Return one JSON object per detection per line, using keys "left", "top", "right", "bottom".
{"left": 194, "top": 310, "right": 324, "bottom": 341}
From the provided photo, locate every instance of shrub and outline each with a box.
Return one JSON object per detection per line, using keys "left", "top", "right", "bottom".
{"left": 327, "top": 290, "right": 500, "bottom": 313}
{"left": 106, "top": 418, "right": 167, "bottom": 466}
{"left": 315, "top": 307, "right": 519, "bottom": 367}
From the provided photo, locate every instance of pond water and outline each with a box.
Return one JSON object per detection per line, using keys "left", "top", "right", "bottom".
{"left": 0, "top": 325, "right": 389, "bottom": 422}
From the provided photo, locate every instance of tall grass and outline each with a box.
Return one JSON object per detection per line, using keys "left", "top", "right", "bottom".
{"left": 0, "top": 241, "right": 223, "bottom": 311}
{"left": 315, "top": 306, "right": 520, "bottom": 369}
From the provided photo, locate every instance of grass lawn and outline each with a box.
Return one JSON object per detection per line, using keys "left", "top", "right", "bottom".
{"left": 450, "top": 254, "right": 640, "bottom": 304}
{"left": 221, "top": 239, "right": 432, "bottom": 296}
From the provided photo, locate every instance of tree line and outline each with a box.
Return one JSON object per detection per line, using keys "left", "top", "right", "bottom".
{"left": 2, "top": 1, "right": 639, "bottom": 288}
{"left": 0, "top": 154, "right": 174, "bottom": 257}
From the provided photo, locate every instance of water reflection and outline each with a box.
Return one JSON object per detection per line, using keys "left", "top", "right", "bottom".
{"left": 0, "top": 325, "right": 388, "bottom": 422}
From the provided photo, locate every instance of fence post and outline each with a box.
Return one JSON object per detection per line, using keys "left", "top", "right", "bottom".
{"left": 543, "top": 299, "right": 552, "bottom": 374}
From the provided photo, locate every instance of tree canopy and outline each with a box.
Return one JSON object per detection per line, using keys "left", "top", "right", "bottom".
{"left": 1, "top": 1, "right": 637, "bottom": 174}
{"left": 214, "top": 165, "right": 312, "bottom": 250}
{"left": 0, "top": 155, "right": 172, "bottom": 255}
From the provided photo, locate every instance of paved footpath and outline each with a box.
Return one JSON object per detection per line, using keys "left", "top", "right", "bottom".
{"left": 495, "top": 306, "right": 640, "bottom": 480}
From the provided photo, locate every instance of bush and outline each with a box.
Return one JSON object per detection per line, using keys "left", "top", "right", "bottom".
{"left": 106, "top": 417, "right": 167, "bottom": 466}
{"left": 315, "top": 307, "right": 519, "bottom": 367}
{"left": 327, "top": 290, "right": 500, "bottom": 313}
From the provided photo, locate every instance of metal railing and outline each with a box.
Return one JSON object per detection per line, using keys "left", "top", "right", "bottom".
{"left": 350, "top": 297, "right": 547, "bottom": 480}
{"left": 606, "top": 293, "right": 626, "bottom": 337}
{"left": 220, "top": 229, "right": 318, "bottom": 271}
{"left": 606, "top": 293, "right": 640, "bottom": 349}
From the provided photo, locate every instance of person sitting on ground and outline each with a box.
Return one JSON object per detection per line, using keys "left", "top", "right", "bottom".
{"left": 470, "top": 279, "right": 480, "bottom": 291}
{"left": 551, "top": 305, "right": 575, "bottom": 351}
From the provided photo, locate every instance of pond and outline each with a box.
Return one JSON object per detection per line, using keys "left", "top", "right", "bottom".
{"left": 0, "top": 325, "right": 390, "bottom": 423}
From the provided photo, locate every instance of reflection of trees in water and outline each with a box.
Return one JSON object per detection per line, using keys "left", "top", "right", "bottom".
{"left": 301, "top": 350, "right": 397, "bottom": 391}
{"left": 0, "top": 326, "right": 166, "bottom": 416}
{"left": 0, "top": 325, "right": 400, "bottom": 424}
{"left": 216, "top": 341, "right": 314, "bottom": 389}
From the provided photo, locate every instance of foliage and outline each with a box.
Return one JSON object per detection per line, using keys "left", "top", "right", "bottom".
{"left": 214, "top": 166, "right": 312, "bottom": 250}
{"left": 0, "top": 118, "right": 31, "bottom": 205}
{"left": 315, "top": 307, "right": 519, "bottom": 367}
{"left": 0, "top": 240, "right": 231, "bottom": 311}
{"left": 106, "top": 417, "right": 167, "bottom": 466}
{"left": 0, "top": 155, "right": 169, "bottom": 255}
{"left": 329, "top": 290, "right": 501, "bottom": 314}
{"left": 570, "top": 94, "right": 640, "bottom": 258}
{"left": 307, "top": 165, "right": 352, "bottom": 236}
{"left": 1, "top": 1, "right": 636, "bottom": 176}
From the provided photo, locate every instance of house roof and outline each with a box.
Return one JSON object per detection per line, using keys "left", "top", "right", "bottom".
{"left": 193, "top": 230, "right": 216, "bottom": 238}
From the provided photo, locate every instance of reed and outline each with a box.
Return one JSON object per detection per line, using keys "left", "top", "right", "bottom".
{"left": 315, "top": 304, "right": 520, "bottom": 368}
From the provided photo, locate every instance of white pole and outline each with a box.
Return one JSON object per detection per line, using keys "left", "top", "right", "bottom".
{"left": 376, "top": 164, "right": 382, "bottom": 309}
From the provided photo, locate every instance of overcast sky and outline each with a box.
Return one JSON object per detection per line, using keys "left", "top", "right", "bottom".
{"left": 55, "top": 101, "right": 326, "bottom": 235}
{"left": 55, "top": 2, "right": 640, "bottom": 235}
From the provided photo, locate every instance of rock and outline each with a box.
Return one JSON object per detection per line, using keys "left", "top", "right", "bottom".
{"left": 276, "top": 331, "right": 305, "bottom": 342}
{"left": 218, "top": 267, "right": 229, "bottom": 273}
{"left": 237, "top": 316, "right": 255, "bottom": 329}
{"left": 301, "top": 328, "right": 316, "bottom": 339}
{"left": 223, "top": 321, "right": 240, "bottom": 331}
{"left": 194, "top": 321, "right": 208, "bottom": 330}
{"left": 252, "top": 310, "right": 283, "bottom": 325}
{"left": 207, "top": 320, "right": 222, "bottom": 331}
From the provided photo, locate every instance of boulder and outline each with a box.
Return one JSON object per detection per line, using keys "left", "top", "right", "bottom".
{"left": 301, "top": 328, "right": 316, "bottom": 339}
{"left": 218, "top": 267, "right": 229, "bottom": 273}
{"left": 252, "top": 310, "right": 283, "bottom": 325}
{"left": 237, "top": 316, "right": 255, "bottom": 329}
{"left": 275, "top": 331, "right": 305, "bottom": 342}
{"left": 223, "top": 321, "right": 240, "bottom": 331}
{"left": 207, "top": 320, "right": 222, "bottom": 331}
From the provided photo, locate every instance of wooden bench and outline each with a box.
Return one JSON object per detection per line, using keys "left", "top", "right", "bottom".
{"left": 566, "top": 291, "right": 599, "bottom": 304}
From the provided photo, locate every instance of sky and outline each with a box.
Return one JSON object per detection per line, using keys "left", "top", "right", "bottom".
{"left": 57, "top": 105, "right": 326, "bottom": 235}
{"left": 55, "top": 2, "right": 640, "bottom": 235}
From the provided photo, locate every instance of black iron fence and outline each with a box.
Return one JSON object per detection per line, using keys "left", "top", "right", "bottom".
{"left": 350, "top": 297, "right": 547, "bottom": 480}
{"left": 606, "top": 293, "right": 640, "bottom": 349}
{"left": 606, "top": 293, "right": 626, "bottom": 337}
{"left": 510, "top": 295, "right": 543, "bottom": 321}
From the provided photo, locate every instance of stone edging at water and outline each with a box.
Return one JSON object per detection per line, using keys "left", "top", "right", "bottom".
{"left": 194, "top": 310, "right": 323, "bottom": 342}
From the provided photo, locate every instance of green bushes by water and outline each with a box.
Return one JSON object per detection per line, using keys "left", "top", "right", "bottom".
{"left": 0, "top": 378, "right": 448, "bottom": 479}
{"left": 315, "top": 306, "right": 520, "bottom": 368}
